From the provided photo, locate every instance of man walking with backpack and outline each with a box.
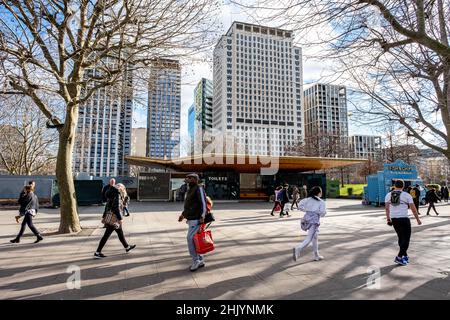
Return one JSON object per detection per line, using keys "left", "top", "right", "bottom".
{"left": 385, "top": 179, "right": 422, "bottom": 266}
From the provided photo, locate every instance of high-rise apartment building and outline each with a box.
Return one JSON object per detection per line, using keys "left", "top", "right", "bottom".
{"left": 349, "top": 135, "right": 382, "bottom": 159}
{"left": 213, "top": 22, "right": 303, "bottom": 156}
{"left": 303, "top": 83, "right": 348, "bottom": 157}
{"left": 190, "top": 78, "right": 213, "bottom": 155}
{"left": 188, "top": 104, "right": 195, "bottom": 155}
{"left": 73, "top": 61, "right": 133, "bottom": 177}
{"left": 147, "top": 58, "right": 181, "bottom": 159}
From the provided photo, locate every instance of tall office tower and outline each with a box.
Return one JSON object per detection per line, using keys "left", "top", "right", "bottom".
{"left": 188, "top": 104, "right": 195, "bottom": 155}
{"left": 349, "top": 135, "right": 382, "bottom": 160}
{"left": 73, "top": 61, "right": 133, "bottom": 177}
{"left": 191, "top": 78, "right": 213, "bottom": 155}
{"left": 147, "top": 58, "right": 181, "bottom": 159}
{"left": 303, "top": 83, "right": 349, "bottom": 157}
{"left": 213, "top": 22, "right": 303, "bottom": 156}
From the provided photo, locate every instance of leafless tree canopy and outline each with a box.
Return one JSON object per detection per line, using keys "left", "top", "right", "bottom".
{"left": 0, "top": 95, "right": 57, "bottom": 175}
{"left": 0, "top": 0, "right": 221, "bottom": 233}
{"left": 234, "top": 0, "right": 449, "bottom": 157}
{"left": 285, "top": 130, "right": 349, "bottom": 158}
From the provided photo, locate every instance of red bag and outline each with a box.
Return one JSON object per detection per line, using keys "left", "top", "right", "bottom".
{"left": 274, "top": 202, "right": 281, "bottom": 212}
{"left": 193, "top": 224, "right": 215, "bottom": 254}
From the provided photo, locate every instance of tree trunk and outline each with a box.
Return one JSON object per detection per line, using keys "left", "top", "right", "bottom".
{"left": 56, "top": 107, "right": 81, "bottom": 234}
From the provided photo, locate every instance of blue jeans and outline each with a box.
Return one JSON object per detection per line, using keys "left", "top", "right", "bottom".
{"left": 187, "top": 219, "right": 203, "bottom": 263}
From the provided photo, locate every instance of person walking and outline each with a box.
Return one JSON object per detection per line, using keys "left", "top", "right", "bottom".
{"left": 10, "top": 185, "right": 43, "bottom": 244}
{"left": 441, "top": 185, "right": 449, "bottom": 203}
{"left": 15, "top": 181, "right": 36, "bottom": 223}
{"left": 291, "top": 186, "right": 300, "bottom": 210}
{"left": 121, "top": 185, "right": 131, "bottom": 217}
{"left": 279, "top": 184, "right": 291, "bottom": 217}
{"left": 94, "top": 183, "right": 136, "bottom": 258}
{"left": 409, "top": 184, "right": 421, "bottom": 215}
{"left": 293, "top": 186, "right": 326, "bottom": 262}
{"left": 270, "top": 186, "right": 282, "bottom": 216}
{"left": 101, "top": 178, "right": 116, "bottom": 204}
{"left": 300, "top": 185, "right": 308, "bottom": 200}
{"left": 178, "top": 173, "right": 207, "bottom": 272}
{"left": 385, "top": 179, "right": 422, "bottom": 266}
{"left": 425, "top": 187, "right": 440, "bottom": 215}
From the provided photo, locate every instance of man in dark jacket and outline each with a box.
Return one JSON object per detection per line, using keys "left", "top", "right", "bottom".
{"left": 279, "top": 184, "right": 291, "bottom": 217}
{"left": 426, "top": 188, "right": 440, "bottom": 216}
{"left": 178, "top": 173, "right": 207, "bottom": 271}
{"left": 441, "top": 185, "right": 449, "bottom": 202}
{"left": 410, "top": 184, "right": 421, "bottom": 215}
{"left": 101, "top": 178, "right": 116, "bottom": 203}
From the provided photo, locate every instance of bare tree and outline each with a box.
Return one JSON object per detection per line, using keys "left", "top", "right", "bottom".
{"left": 0, "top": 0, "right": 220, "bottom": 233}
{"left": 234, "top": 0, "right": 450, "bottom": 158}
{"left": 0, "top": 95, "right": 57, "bottom": 175}
{"left": 358, "top": 156, "right": 383, "bottom": 182}
{"left": 285, "top": 131, "right": 348, "bottom": 158}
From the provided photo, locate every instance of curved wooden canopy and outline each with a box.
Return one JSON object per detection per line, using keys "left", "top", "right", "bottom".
{"left": 125, "top": 154, "right": 366, "bottom": 173}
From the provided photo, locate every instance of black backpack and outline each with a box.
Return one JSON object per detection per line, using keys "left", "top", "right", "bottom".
{"left": 390, "top": 191, "right": 402, "bottom": 206}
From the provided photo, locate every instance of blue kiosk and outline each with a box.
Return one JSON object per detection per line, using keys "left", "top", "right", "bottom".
{"left": 363, "top": 160, "right": 425, "bottom": 206}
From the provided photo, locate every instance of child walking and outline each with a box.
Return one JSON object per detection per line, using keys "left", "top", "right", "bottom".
{"left": 293, "top": 186, "right": 326, "bottom": 262}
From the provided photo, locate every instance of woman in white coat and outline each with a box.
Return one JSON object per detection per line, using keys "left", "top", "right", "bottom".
{"left": 293, "top": 186, "right": 326, "bottom": 262}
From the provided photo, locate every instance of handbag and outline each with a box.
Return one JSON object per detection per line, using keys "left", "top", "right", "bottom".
{"left": 274, "top": 202, "right": 282, "bottom": 212}
{"left": 102, "top": 211, "right": 120, "bottom": 229}
{"left": 204, "top": 211, "right": 215, "bottom": 224}
{"left": 193, "top": 224, "right": 215, "bottom": 254}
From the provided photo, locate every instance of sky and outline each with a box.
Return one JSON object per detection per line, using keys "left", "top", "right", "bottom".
{"left": 132, "top": 2, "right": 380, "bottom": 146}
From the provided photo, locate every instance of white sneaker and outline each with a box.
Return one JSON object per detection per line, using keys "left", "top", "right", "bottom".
{"left": 314, "top": 255, "right": 324, "bottom": 261}
{"left": 189, "top": 260, "right": 205, "bottom": 272}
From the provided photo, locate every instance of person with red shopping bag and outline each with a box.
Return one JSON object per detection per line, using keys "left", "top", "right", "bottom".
{"left": 178, "top": 173, "right": 208, "bottom": 272}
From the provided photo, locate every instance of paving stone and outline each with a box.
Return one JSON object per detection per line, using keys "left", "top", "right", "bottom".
{"left": 1, "top": 199, "right": 450, "bottom": 299}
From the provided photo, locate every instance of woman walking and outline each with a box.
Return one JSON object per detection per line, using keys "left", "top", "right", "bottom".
{"left": 94, "top": 184, "right": 136, "bottom": 258}
{"left": 293, "top": 186, "right": 326, "bottom": 262}
{"left": 121, "top": 185, "right": 131, "bottom": 217}
{"left": 270, "top": 186, "right": 282, "bottom": 216}
{"left": 10, "top": 185, "right": 43, "bottom": 244}
{"left": 291, "top": 186, "right": 300, "bottom": 210}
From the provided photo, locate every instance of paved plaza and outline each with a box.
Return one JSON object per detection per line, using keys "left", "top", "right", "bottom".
{"left": 1, "top": 199, "right": 450, "bottom": 300}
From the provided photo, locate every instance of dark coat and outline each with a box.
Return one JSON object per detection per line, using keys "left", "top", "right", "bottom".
{"left": 101, "top": 184, "right": 112, "bottom": 203}
{"left": 103, "top": 186, "right": 123, "bottom": 221}
{"left": 426, "top": 189, "right": 440, "bottom": 203}
{"left": 18, "top": 191, "right": 39, "bottom": 215}
{"left": 183, "top": 184, "right": 206, "bottom": 220}
{"left": 442, "top": 186, "right": 449, "bottom": 199}
{"left": 280, "top": 189, "right": 290, "bottom": 204}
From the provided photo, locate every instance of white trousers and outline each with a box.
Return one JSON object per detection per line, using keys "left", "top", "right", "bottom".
{"left": 295, "top": 224, "right": 319, "bottom": 257}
